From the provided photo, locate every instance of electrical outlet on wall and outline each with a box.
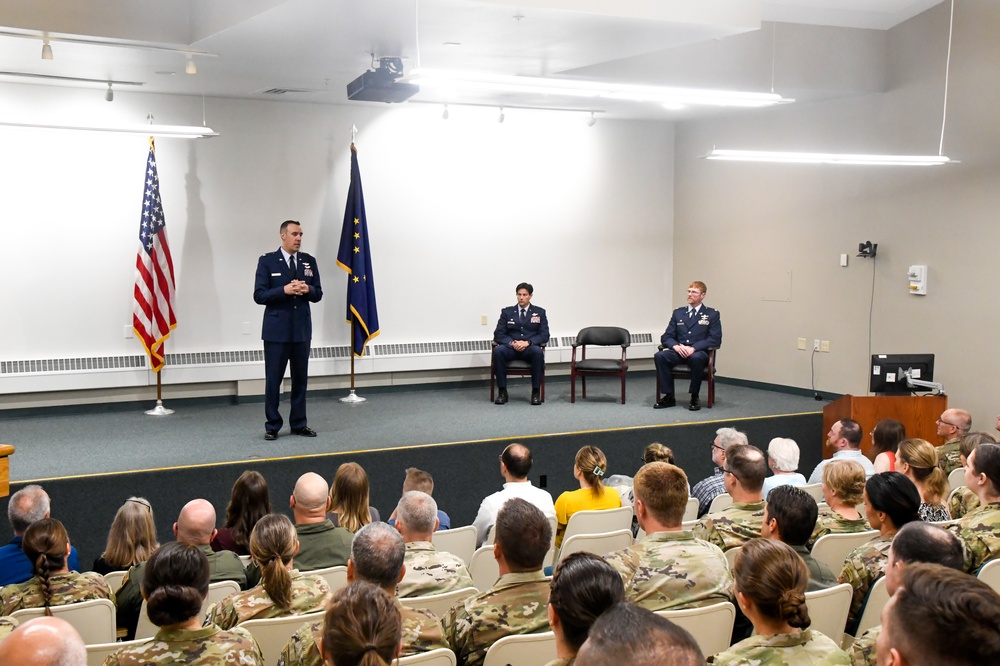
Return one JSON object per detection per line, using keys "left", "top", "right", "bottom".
{"left": 813, "top": 339, "right": 820, "bottom": 351}
{"left": 797, "top": 338, "right": 807, "bottom": 351}
{"left": 820, "top": 340, "right": 830, "bottom": 352}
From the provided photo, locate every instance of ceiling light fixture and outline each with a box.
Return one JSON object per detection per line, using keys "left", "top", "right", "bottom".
{"left": 587, "top": 111, "right": 597, "bottom": 127}
{"left": 185, "top": 56, "right": 197, "bottom": 75}
{"left": 407, "top": 69, "right": 794, "bottom": 109}
{"left": 0, "top": 119, "right": 218, "bottom": 139}
{"left": 703, "top": 149, "right": 951, "bottom": 166}
{"left": 498, "top": 107, "right": 505, "bottom": 124}
{"left": 0, "top": 29, "right": 215, "bottom": 59}
{"left": 41, "top": 39, "right": 53, "bottom": 60}
{"left": 105, "top": 83, "right": 114, "bottom": 102}
{"left": 441, "top": 104, "right": 449, "bottom": 120}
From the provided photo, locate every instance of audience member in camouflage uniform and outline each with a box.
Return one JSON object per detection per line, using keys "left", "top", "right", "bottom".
{"left": 690, "top": 428, "right": 749, "bottom": 518}
{"left": 575, "top": 601, "right": 703, "bottom": 666}
{"left": 808, "top": 460, "right": 870, "bottom": 548}
{"left": 0, "top": 518, "right": 113, "bottom": 615}
{"left": 546, "top": 552, "right": 624, "bottom": 666}
{"left": 605, "top": 462, "right": 732, "bottom": 609}
{"left": 107, "top": 542, "right": 263, "bottom": 666}
{"left": 838, "top": 473, "right": 920, "bottom": 634}
{"left": 762, "top": 485, "right": 837, "bottom": 591}
{"left": 847, "top": 522, "right": 964, "bottom": 666}
{"left": 205, "top": 514, "right": 331, "bottom": 629}
{"left": 394, "top": 490, "right": 473, "bottom": 597}
{"left": 877, "top": 563, "right": 1000, "bottom": 665}
{"left": 694, "top": 444, "right": 767, "bottom": 551}
{"left": 117, "top": 499, "right": 247, "bottom": 639}
{"left": 290, "top": 473, "right": 353, "bottom": 571}
{"left": 443, "top": 498, "right": 552, "bottom": 666}
{"left": 947, "top": 443, "right": 1000, "bottom": 572}
{"left": 710, "top": 539, "right": 850, "bottom": 665}
{"left": 946, "top": 432, "right": 996, "bottom": 519}
{"left": 0, "top": 617, "right": 85, "bottom": 664}
{"left": 278, "top": 521, "right": 447, "bottom": 666}
{"left": 0, "top": 616, "right": 16, "bottom": 642}
{"left": 934, "top": 408, "right": 971, "bottom": 474}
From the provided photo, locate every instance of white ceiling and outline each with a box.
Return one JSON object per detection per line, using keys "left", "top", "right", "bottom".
{"left": 0, "top": 0, "right": 944, "bottom": 120}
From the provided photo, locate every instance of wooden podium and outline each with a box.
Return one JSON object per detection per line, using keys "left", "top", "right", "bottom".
{"left": 822, "top": 395, "right": 947, "bottom": 460}
{"left": 0, "top": 444, "right": 14, "bottom": 497}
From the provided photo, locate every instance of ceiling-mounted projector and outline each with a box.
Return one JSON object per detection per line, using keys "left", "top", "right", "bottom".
{"left": 347, "top": 57, "right": 418, "bottom": 103}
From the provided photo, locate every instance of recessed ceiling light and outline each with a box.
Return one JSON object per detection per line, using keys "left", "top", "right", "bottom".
{"left": 155, "top": 71, "right": 176, "bottom": 76}
{"left": 443, "top": 42, "right": 462, "bottom": 47}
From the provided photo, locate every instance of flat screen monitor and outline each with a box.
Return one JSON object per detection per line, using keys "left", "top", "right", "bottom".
{"left": 870, "top": 353, "right": 935, "bottom": 395}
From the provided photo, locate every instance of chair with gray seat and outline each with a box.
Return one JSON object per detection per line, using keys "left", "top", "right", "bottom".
{"left": 570, "top": 326, "right": 630, "bottom": 404}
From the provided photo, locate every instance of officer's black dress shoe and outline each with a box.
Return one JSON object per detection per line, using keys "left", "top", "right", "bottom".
{"left": 531, "top": 389, "right": 541, "bottom": 406}
{"left": 291, "top": 426, "right": 318, "bottom": 437}
{"left": 264, "top": 431, "right": 278, "bottom": 441}
{"left": 688, "top": 396, "right": 702, "bottom": 411}
{"left": 495, "top": 389, "right": 508, "bottom": 405}
{"left": 654, "top": 395, "right": 676, "bottom": 409}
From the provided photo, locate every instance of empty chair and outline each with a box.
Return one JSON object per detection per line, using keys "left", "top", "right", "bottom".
{"left": 569, "top": 326, "right": 630, "bottom": 404}
{"left": 948, "top": 466, "right": 966, "bottom": 493}
{"left": 398, "top": 647, "right": 459, "bottom": 665}
{"left": 240, "top": 610, "right": 325, "bottom": 666}
{"left": 86, "top": 638, "right": 150, "bottom": 666}
{"left": 399, "top": 587, "right": 479, "bottom": 617}
{"left": 103, "top": 570, "right": 127, "bottom": 592}
{"left": 301, "top": 565, "right": 348, "bottom": 593}
{"left": 724, "top": 546, "right": 742, "bottom": 571}
{"left": 11, "top": 598, "right": 117, "bottom": 645}
{"left": 483, "top": 631, "right": 557, "bottom": 666}
{"left": 135, "top": 579, "right": 241, "bottom": 640}
{"left": 707, "top": 493, "right": 733, "bottom": 514}
{"left": 655, "top": 601, "right": 736, "bottom": 658}
{"left": 562, "top": 506, "right": 633, "bottom": 544}
{"left": 558, "top": 529, "right": 633, "bottom": 562}
{"left": 854, "top": 576, "right": 889, "bottom": 637}
{"left": 804, "top": 583, "right": 853, "bottom": 642}
{"left": 683, "top": 497, "right": 699, "bottom": 522}
{"left": 977, "top": 558, "right": 1000, "bottom": 593}
{"left": 810, "top": 530, "right": 879, "bottom": 575}
{"left": 431, "top": 525, "right": 478, "bottom": 566}
{"left": 799, "top": 483, "right": 826, "bottom": 503}
{"left": 469, "top": 545, "right": 500, "bottom": 593}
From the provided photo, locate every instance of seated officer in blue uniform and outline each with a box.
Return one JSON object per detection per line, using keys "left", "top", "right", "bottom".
{"left": 653, "top": 280, "right": 722, "bottom": 411}
{"left": 493, "top": 282, "right": 549, "bottom": 406}
{"left": 253, "top": 220, "right": 323, "bottom": 440}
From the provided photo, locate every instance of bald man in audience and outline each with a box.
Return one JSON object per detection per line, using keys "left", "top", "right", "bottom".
{"left": 0, "top": 617, "right": 86, "bottom": 666}
{"left": 471, "top": 442, "right": 556, "bottom": 547}
{"left": 290, "top": 472, "right": 353, "bottom": 571}
{"left": 693, "top": 444, "right": 767, "bottom": 551}
{"left": 935, "top": 407, "right": 971, "bottom": 474}
{"left": 394, "top": 491, "right": 473, "bottom": 597}
{"left": 575, "top": 601, "right": 703, "bottom": 666}
{"left": 116, "top": 498, "right": 247, "bottom": 639}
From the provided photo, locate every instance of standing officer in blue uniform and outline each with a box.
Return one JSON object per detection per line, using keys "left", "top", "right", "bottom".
{"left": 254, "top": 220, "right": 323, "bottom": 440}
{"left": 653, "top": 280, "right": 722, "bottom": 411}
{"left": 493, "top": 282, "right": 549, "bottom": 405}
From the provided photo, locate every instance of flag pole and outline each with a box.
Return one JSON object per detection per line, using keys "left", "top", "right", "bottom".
{"left": 340, "top": 317, "right": 366, "bottom": 404}
{"left": 145, "top": 366, "right": 174, "bottom": 416}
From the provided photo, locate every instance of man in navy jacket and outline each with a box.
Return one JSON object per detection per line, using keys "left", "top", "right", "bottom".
{"left": 493, "top": 283, "right": 549, "bottom": 405}
{"left": 254, "top": 220, "right": 323, "bottom": 440}
{"left": 654, "top": 281, "right": 722, "bottom": 411}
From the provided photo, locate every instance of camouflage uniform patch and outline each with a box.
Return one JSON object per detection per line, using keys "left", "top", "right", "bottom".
{"left": 397, "top": 542, "right": 474, "bottom": 598}
{"left": 441, "top": 570, "right": 550, "bottom": 666}
{"left": 0, "top": 571, "right": 113, "bottom": 615}
{"left": 947, "top": 486, "right": 979, "bottom": 521}
{"left": 848, "top": 625, "right": 879, "bottom": 666}
{"left": 808, "top": 505, "right": 870, "bottom": 550}
{"left": 709, "top": 628, "right": 851, "bottom": 665}
{"left": 947, "top": 501, "right": 1000, "bottom": 573}
{"left": 603, "top": 530, "right": 733, "bottom": 611}
{"left": 0, "top": 616, "right": 18, "bottom": 641}
{"left": 936, "top": 439, "right": 962, "bottom": 475}
{"left": 103, "top": 624, "right": 263, "bottom": 665}
{"left": 277, "top": 599, "right": 447, "bottom": 666}
{"left": 837, "top": 534, "right": 892, "bottom": 632}
{"left": 204, "top": 570, "right": 331, "bottom": 630}
{"left": 693, "top": 501, "right": 766, "bottom": 552}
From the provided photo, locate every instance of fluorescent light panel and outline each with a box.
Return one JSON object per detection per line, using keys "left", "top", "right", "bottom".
{"left": 0, "top": 120, "right": 218, "bottom": 139}
{"left": 704, "top": 149, "right": 951, "bottom": 166}
{"left": 408, "top": 69, "right": 793, "bottom": 109}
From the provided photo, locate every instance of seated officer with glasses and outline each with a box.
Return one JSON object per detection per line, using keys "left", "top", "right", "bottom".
{"left": 691, "top": 427, "right": 749, "bottom": 518}
{"left": 653, "top": 280, "right": 722, "bottom": 412}
{"left": 934, "top": 408, "right": 972, "bottom": 474}
{"left": 693, "top": 444, "right": 767, "bottom": 552}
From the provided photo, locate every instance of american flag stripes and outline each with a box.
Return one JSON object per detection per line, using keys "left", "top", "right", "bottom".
{"left": 132, "top": 138, "right": 177, "bottom": 373}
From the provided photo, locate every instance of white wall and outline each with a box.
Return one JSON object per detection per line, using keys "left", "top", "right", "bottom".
{"left": 0, "top": 84, "right": 675, "bottom": 400}
{"left": 672, "top": 1, "right": 1000, "bottom": 428}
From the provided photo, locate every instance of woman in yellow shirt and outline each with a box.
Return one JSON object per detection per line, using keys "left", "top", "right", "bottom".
{"left": 554, "top": 446, "right": 622, "bottom": 547}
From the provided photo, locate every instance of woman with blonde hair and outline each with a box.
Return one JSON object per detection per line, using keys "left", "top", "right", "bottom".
{"left": 808, "top": 460, "right": 869, "bottom": 547}
{"left": 709, "top": 538, "right": 850, "bottom": 665}
{"left": 554, "top": 446, "right": 621, "bottom": 547}
{"left": 320, "top": 582, "right": 401, "bottom": 666}
{"left": 93, "top": 497, "right": 159, "bottom": 574}
{"left": 896, "top": 438, "right": 950, "bottom": 521}
{"left": 205, "top": 513, "right": 331, "bottom": 629}
{"left": 0, "top": 519, "right": 112, "bottom": 615}
{"left": 212, "top": 470, "right": 271, "bottom": 556}
{"left": 327, "top": 462, "right": 380, "bottom": 533}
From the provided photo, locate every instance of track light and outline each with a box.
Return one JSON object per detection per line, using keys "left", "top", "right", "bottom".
{"left": 587, "top": 111, "right": 597, "bottom": 127}
{"left": 497, "top": 107, "right": 505, "bottom": 124}
{"left": 442, "top": 104, "right": 449, "bottom": 120}
{"left": 105, "top": 83, "right": 114, "bottom": 102}
{"left": 41, "top": 39, "right": 53, "bottom": 60}
{"left": 185, "top": 56, "right": 197, "bottom": 75}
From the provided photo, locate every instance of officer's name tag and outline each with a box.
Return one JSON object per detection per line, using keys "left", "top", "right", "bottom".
{"left": 698, "top": 320, "right": 709, "bottom": 325}
{"left": 271, "top": 273, "right": 282, "bottom": 277}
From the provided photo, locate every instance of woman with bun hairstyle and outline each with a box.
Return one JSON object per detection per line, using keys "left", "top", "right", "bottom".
{"left": 709, "top": 538, "right": 850, "bottom": 665}
{"left": 104, "top": 542, "right": 263, "bottom": 666}
{"left": 319, "top": 581, "right": 401, "bottom": 666}
{"left": 545, "top": 551, "right": 625, "bottom": 666}
{"left": 554, "top": 446, "right": 621, "bottom": 547}
{"left": 0, "top": 518, "right": 111, "bottom": 615}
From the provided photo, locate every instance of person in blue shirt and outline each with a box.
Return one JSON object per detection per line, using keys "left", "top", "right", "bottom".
{"left": 0, "top": 485, "right": 79, "bottom": 586}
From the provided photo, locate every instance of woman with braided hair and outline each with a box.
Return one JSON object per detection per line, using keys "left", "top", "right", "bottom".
{"left": 320, "top": 582, "right": 402, "bottom": 666}
{"left": 709, "top": 538, "right": 850, "bottom": 665}
{"left": 205, "top": 513, "right": 331, "bottom": 629}
{"left": 0, "top": 518, "right": 111, "bottom": 615}
{"left": 554, "top": 446, "right": 622, "bottom": 547}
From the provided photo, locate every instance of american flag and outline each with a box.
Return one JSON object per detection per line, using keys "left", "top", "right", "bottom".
{"left": 132, "top": 138, "right": 177, "bottom": 373}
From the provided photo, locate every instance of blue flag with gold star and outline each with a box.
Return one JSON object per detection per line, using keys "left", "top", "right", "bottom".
{"left": 336, "top": 144, "right": 379, "bottom": 356}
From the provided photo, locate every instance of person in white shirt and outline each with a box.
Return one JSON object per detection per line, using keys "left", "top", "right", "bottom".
{"left": 808, "top": 419, "right": 876, "bottom": 484}
{"left": 471, "top": 443, "right": 556, "bottom": 547}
